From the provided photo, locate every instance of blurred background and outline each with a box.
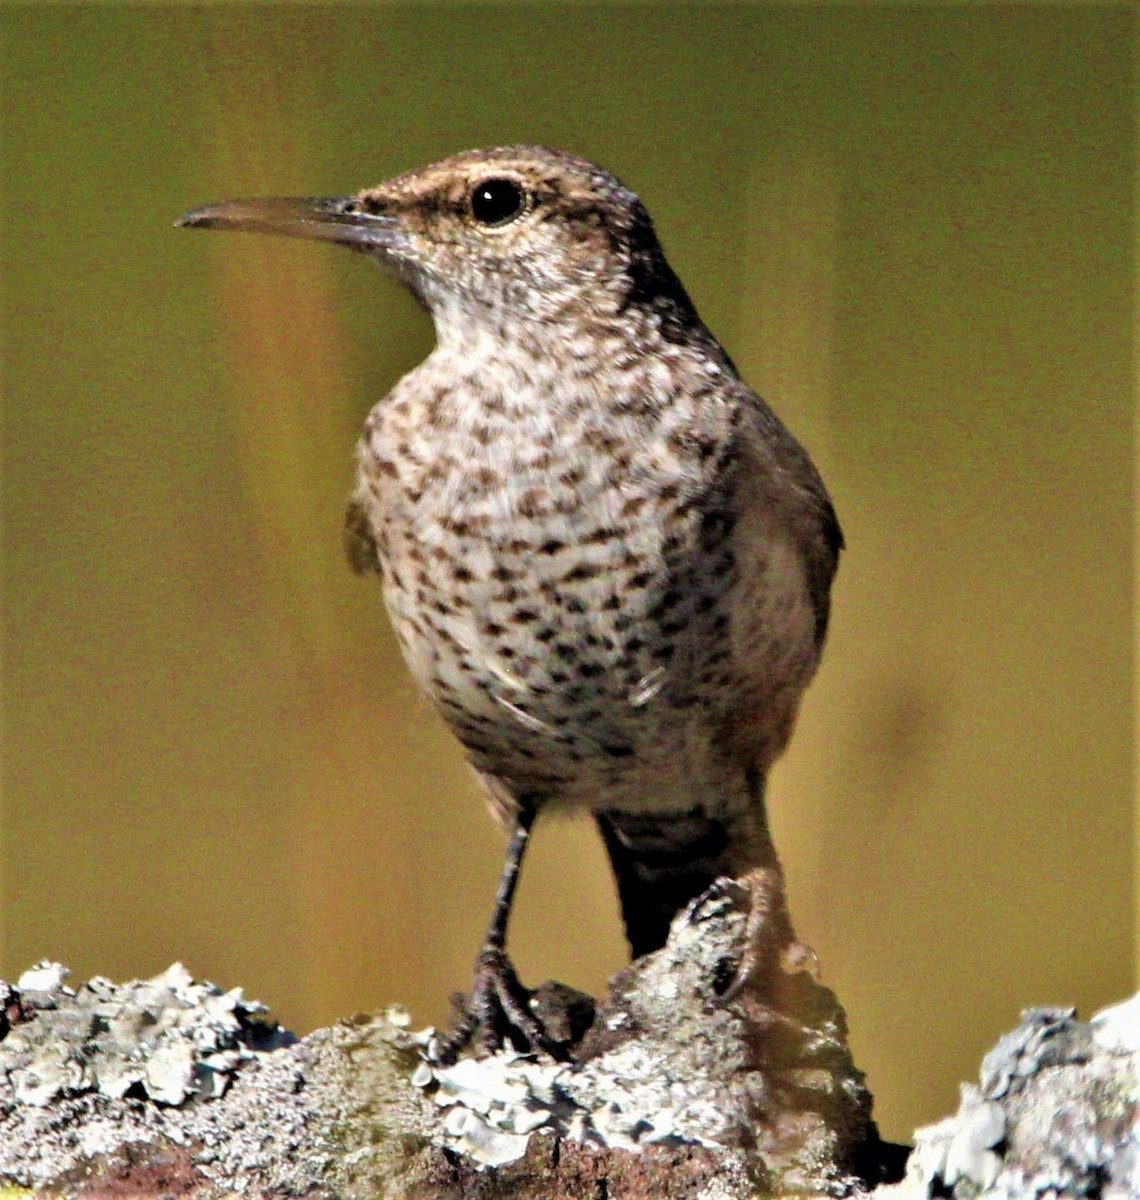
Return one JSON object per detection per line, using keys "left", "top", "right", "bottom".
{"left": 1, "top": 4, "right": 1133, "bottom": 1142}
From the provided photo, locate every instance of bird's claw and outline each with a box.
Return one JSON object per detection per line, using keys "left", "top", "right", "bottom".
{"left": 683, "top": 875, "right": 749, "bottom": 926}
{"left": 684, "top": 868, "right": 804, "bottom": 1004}
{"left": 431, "top": 946, "right": 566, "bottom": 1065}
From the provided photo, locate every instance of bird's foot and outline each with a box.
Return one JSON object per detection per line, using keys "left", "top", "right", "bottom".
{"left": 682, "top": 874, "right": 750, "bottom": 927}
{"left": 430, "top": 946, "right": 569, "bottom": 1066}
{"left": 684, "top": 869, "right": 813, "bottom": 1003}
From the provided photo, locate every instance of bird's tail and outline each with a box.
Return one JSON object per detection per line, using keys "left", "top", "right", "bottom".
{"left": 594, "top": 801, "right": 775, "bottom": 959}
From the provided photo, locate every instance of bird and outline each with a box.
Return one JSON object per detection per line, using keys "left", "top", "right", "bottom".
{"left": 178, "top": 145, "right": 842, "bottom": 1061}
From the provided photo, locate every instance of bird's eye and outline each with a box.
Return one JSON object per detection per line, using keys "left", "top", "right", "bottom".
{"left": 469, "top": 178, "right": 527, "bottom": 227}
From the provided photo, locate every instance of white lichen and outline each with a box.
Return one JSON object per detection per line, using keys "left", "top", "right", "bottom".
{"left": 0, "top": 960, "right": 290, "bottom": 1108}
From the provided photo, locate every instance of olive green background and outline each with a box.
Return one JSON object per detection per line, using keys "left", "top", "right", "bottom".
{"left": 1, "top": 4, "right": 1134, "bottom": 1141}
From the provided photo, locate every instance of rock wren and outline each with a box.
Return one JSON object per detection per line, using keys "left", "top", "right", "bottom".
{"left": 179, "top": 146, "right": 842, "bottom": 1058}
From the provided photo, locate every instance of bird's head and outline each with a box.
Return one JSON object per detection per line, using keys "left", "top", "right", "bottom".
{"left": 178, "top": 145, "right": 696, "bottom": 340}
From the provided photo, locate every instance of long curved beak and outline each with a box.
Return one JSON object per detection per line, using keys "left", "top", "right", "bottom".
{"left": 176, "top": 196, "right": 407, "bottom": 254}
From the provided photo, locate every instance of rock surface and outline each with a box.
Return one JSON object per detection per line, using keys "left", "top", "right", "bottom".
{"left": 0, "top": 872, "right": 884, "bottom": 1198}
{"left": 887, "top": 997, "right": 1140, "bottom": 1200}
{"left": 7, "top": 903, "right": 1134, "bottom": 1199}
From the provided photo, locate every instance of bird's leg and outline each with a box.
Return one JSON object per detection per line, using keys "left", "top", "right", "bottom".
{"left": 433, "top": 807, "right": 562, "bottom": 1064}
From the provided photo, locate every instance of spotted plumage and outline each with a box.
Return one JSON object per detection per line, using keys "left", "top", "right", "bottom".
{"left": 179, "top": 145, "right": 842, "bottom": 1057}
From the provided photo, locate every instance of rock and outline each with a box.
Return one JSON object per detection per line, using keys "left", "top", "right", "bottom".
{"left": 0, "top": 871, "right": 886, "bottom": 1197}
{"left": 892, "top": 999, "right": 1140, "bottom": 1199}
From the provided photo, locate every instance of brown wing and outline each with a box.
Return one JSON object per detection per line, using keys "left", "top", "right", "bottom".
{"left": 738, "top": 391, "right": 843, "bottom": 651}
{"left": 720, "top": 390, "right": 843, "bottom": 774}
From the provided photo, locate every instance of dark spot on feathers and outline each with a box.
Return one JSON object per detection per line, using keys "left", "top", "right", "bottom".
{"left": 344, "top": 497, "right": 380, "bottom": 575}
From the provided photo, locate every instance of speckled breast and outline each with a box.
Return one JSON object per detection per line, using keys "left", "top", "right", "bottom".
{"left": 355, "top": 360, "right": 742, "bottom": 805}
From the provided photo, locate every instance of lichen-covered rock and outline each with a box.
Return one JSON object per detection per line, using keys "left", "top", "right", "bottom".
{"left": 413, "top": 872, "right": 877, "bottom": 1195}
{"left": 0, "top": 876, "right": 885, "bottom": 1197}
{"left": 889, "top": 998, "right": 1140, "bottom": 1199}
{"left": 0, "top": 967, "right": 438, "bottom": 1197}
{"left": 0, "top": 962, "right": 289, "bottom": 1110}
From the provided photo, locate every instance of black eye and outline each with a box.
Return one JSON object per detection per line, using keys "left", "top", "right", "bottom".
{"left": 469, "top": 178, "right": 527, "bottom": 226}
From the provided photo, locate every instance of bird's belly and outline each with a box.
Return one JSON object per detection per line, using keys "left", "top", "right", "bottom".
{"left": 375, "top": 495, "right": 759, "bottom": 812}
{"left": 359, "top": 378, "right": 819, "bottom": 814}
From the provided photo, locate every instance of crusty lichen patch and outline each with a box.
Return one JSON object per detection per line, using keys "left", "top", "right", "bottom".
{"left": 891, "top": 998, "right": 1140, "bottom": 1199}
{"left": 0, "top": 962, "right": 289, "bottom": 1108}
